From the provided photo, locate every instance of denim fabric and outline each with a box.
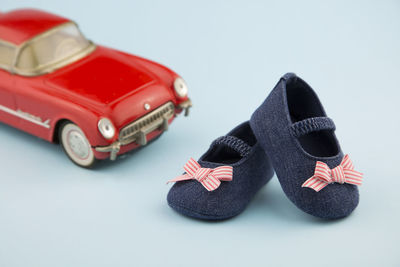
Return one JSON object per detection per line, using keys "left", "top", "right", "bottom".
{"left": 167, "top": 121, "right": 274, "bottom": 220}
{"left": 250, "top": 73, "right": 359, "bottom": 219}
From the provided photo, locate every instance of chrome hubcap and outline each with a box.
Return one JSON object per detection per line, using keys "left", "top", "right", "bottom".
{"left": 67, "top": 130, "right": 90, "bottom": 159}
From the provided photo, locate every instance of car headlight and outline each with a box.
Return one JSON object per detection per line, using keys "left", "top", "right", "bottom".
{"left": 98, "top": 118, "right": 116, "bottom": 140}
{"left": 173, "top": 77, "right": 188, "bottom": 98}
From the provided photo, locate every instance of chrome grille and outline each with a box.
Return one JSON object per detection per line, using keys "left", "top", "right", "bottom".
{"left": 119, "top": 101, "right": 175, "bottom": 142}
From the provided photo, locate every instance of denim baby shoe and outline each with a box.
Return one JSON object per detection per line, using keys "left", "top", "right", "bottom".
{"left": 250, "top": 73, "right": 363, "bottom": 219}
{"left": 167, "top": 121, "right": 274, "bottom": 220}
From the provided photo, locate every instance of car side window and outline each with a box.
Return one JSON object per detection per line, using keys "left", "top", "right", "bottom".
{"left": 0, "top": 41, "right": 16, "bottom": 71}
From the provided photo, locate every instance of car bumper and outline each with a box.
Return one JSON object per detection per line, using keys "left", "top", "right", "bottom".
{"left": 94, "top": 99, "right": 191, "bottom": 160}
{"left": 178, "top": 98, "right": 192, "bottom": 116}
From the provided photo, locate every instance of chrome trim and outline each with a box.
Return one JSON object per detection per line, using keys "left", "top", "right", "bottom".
{"left": 119, "top": 101, "right": 175, "bottom": 146}
{"left": 0, "top": 104, "right": 51, "bottom": 128}
{"left": 97, "top": 117, "right": 116, "bottom": 140}
{"left": 94, "top": 141, "right": 121, "bottom": 161}
{"left": 178, "top": 99, "right": 192, "bottom": 116}
{"left": 95, "top": 101, "right": 175, "bottom": 160}
{"left": 173, "top": 77, "right": 188, "bottom": 98}
{"left": 94, "top": 100, "right": 192, "bottom": 161}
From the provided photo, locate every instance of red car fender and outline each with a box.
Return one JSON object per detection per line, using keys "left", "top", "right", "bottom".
{"left": 12, "top": 75, "right": 111, "bottom": 147}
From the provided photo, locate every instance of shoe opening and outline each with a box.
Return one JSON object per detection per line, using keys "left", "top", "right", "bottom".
{"left": 286, "top": 77, "right": 339, "bottom": 157}
{"left": 202, "top": 122, "right": 256, "bottom": 164}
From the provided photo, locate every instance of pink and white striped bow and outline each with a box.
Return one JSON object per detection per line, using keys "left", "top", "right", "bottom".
{"left": 302, "top": 154, "right": 363, "bottom": 192}
{"left": 167, "top": 158, "right": 233, "bottom": 191}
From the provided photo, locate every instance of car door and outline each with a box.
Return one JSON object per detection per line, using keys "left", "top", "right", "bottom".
{"left": 13, "top": 73, "right": 54, "bottom": 140}
{"left": 0, "top": 42, "right": 19, "bottom": 128}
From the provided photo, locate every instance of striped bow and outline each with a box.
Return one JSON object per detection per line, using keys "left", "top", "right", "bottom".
{"left": 167, "top": 158, "right": 233, "bottom": 191}
{"left": 302, "top": 154, "right": 363, "bottom": 192}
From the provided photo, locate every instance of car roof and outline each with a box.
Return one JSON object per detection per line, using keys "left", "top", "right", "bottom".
{"left": 0, "top": 9, "right": 70, "bottom": 45}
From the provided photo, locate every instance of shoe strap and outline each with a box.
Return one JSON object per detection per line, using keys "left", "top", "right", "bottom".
{"left": 290, "top": 117, "right": 336, "bottom": 137}
{"left": 212, "top": 136, "right": 252, "bottom": 157}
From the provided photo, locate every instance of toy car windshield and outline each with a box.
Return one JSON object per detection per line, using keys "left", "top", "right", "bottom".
{"left": 14, "top": 22, "right": 95, "bottom": 76}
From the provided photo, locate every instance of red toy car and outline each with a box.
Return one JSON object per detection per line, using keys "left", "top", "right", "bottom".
{"left": 0, "top": 9, "right": 191, "bottom": 167}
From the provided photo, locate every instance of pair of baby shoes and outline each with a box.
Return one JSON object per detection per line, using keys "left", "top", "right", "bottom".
{"left": 167, "top": 73, "right": 363, "bottom": 220}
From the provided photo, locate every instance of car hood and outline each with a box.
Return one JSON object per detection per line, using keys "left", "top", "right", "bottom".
{"left": 44, "top": 45, "right": 176, "bottom": 129}
{"left": 45, "top": 46, "right": 158, "bottom": 105}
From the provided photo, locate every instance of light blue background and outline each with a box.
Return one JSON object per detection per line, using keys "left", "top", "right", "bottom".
{"left": 0, "top": 1, "right": 399, "bottom": 266}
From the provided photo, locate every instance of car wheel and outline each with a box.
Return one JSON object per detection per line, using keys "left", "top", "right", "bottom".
{"left": 59, "top": 122, "right": 96, "bottom": 168}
